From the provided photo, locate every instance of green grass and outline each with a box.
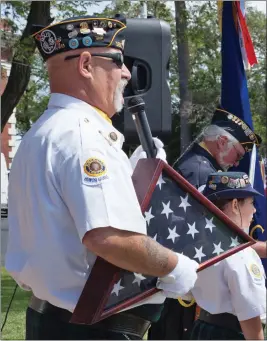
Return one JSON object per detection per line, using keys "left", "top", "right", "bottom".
{"left": 1, "top": 268, "right": 31, "bottom": 340}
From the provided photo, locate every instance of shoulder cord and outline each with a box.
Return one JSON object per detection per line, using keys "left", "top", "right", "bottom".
{"left": 172, "top": 128, "right": 207, "bottom": 168}
{"left": 177, "top": 296, "right": 196, "bottom": 307}
{"left": 249, "top": 225, "right": 264, "bottom": 238}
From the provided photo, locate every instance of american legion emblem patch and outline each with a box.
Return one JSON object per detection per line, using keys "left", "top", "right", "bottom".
{"left": 83, "top": 158, "right": 108, "bottom": 185}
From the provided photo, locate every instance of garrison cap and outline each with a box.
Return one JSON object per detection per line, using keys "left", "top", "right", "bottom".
{"left": 31, "top": 15, "right": 126, "bottom": 61}
{"left": 211, "top": 107, "right": 261, "bottom": 152}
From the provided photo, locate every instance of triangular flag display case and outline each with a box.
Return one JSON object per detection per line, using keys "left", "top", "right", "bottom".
{"left": 71, "top": 159, "right": 255, "bottom": 325}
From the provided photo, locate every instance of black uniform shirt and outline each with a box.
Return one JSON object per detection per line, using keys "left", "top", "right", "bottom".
{"left": 173, "top": 143, "right": 223, "bottom": 188}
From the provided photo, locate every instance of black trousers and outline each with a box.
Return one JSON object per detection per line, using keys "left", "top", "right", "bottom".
{"left": 26, "top": 307, "right": 141, "bottom": 340}
{"left": 190, "top": 320, "right": 245, "bottom": 340}
{"left": 147, "top": 299, "right": 196, "bottom": 340}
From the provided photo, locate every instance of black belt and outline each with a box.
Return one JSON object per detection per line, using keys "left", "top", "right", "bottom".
{"left": 29, "top": 295, "right": 151, "bottom": 338}
{"left": 199, "top": 309, "right": 242, "bottom": 333}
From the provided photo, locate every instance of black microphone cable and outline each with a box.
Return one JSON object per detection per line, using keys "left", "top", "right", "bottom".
{"left": 1, "top": 283, "right": 18, "bottom": 332}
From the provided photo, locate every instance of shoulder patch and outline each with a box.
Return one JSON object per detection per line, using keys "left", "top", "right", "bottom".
{"left": 83, "top": 157, "right": 109, "bottom": 185}
{"left": 250, "top": 263, "right": 262, "bottom": 279}
{"left": 84, "top": 158, "right": 106, "bottom": 177}
{"left": 246, "top": 261, "right": 265, "bottom": 285}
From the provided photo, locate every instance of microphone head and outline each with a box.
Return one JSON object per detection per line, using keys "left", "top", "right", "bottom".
{"left": 127, "top": 96, "right": 145, "bottom": 114}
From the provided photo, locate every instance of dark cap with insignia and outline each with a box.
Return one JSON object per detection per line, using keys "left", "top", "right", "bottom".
{"left": 211, "top": 106, "right": 262, "bottom": 153}
{"left": 203, "top": 171, "right": 263, "bottom": 200}
{"left": 31, "top": 15, "right": 126, "bottom": 61}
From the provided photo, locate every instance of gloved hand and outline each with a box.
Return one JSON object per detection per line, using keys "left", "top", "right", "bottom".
{"left": 156, "top": 253, "right": 199, "bottom": 298}
{"left": 197, "top": 185, "right": 206, "bottom": 194}
{"left": 129, "top": 138, "right": 167, "bottom": 170}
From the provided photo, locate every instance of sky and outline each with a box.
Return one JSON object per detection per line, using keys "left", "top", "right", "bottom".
{"left": 248, "top": 1, "right": 266, "bottom": 13}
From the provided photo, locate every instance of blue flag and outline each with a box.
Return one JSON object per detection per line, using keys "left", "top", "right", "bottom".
{"left": 220, "top": 2, "right": 266, "bottom": 273}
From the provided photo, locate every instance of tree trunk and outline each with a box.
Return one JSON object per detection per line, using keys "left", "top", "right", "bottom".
{"left": 1, "top": 1, "right": 52, "bottom": 132}
{"left": 175, "top": 1, "right": 192, "bottom": 154}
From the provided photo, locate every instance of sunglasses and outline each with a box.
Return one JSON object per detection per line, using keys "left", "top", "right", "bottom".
{"left": 64, "top": 52, "right": 124, "bottom": 68}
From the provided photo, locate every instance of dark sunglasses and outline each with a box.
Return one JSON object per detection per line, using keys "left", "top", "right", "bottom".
{"left": 64, "top": 52, "right": 124, "bottom": 68}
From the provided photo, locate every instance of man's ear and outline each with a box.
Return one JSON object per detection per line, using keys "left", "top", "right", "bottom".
{"left": 217, "top": 135, "right": 229, "bottom": 150}
{"left": 78, "top": 52, "right": 93, "bottom": 79}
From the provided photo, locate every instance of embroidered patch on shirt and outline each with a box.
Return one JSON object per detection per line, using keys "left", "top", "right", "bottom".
{"left": 83, "top": 158, "right": 109, "bottom": 185}
{"left": 250, "top": 263, "right": 261, "bottom": 278}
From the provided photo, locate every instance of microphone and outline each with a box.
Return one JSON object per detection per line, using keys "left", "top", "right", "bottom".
{"left": 127, "top": 96, "right": 157, "bottom": 158}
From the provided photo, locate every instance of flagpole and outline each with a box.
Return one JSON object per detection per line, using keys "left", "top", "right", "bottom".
{"left": 249, "top": 144, "right": 257, "bottom": 186}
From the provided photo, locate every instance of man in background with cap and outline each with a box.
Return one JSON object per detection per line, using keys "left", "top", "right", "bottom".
{"left": 5, "top": 15, "right": 199, "bottom": 340}
{"left": 148, "top": 106, "right": 266, "bottom": 340}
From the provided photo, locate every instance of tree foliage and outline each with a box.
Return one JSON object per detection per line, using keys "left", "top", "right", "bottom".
{"left": 1, "top": 1, "right": 266, "bottom": 156}
{"left": 1, "top": 1, "right": 52, "bottom": 131}
{"left": 1, "top": 0, "right": 95, "bottom": 132}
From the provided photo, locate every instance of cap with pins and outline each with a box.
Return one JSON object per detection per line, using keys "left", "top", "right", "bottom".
{"left": 211, "top": 106, "right": 262, "bottom": 153}
{"left": 31, "top": 14, "right": 127, "bottom": 61}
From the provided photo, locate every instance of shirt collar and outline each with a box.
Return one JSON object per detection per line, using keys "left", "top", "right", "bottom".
{"left": 193, "top": 143, "right": 222, "bottom": 171}
{"left": 91, "top": 106, "right": 112, "bottom": 125}
{"left": 47, "top": 93, "right": 124, "bottom": 147}
{"left": 198, "top": 141, "right": 213, "bottom": 157}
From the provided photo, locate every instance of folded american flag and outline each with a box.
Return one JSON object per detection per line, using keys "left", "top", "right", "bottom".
{"left": 105, "top": 170, "right": 246, "bottom": 310}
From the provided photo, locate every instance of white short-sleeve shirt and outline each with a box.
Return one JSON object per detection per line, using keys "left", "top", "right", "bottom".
{"left": 191, "top": 246, "right": 266, "bottom": 322}
{"left": 5, "top": 93, "right": 149, "bottom": 312}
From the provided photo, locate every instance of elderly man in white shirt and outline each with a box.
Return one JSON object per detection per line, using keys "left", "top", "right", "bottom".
{"left": 5, "top": 15, "right": 198, "bottom": 340}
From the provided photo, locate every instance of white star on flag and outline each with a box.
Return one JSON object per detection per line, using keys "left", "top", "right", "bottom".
{"left": 194, "top": 246, "right": 206, "bottom": 262}
{"left": 205, "top": 217, "right": 216, "bottom": 233}
{"left": 179, "top": 194, "right": 191, "bottom": 212}
{"left": 187, "top": 222, "right": 199, "bottom": 239}
{"left": 144, "top": 207, "right": 154, "bottom": 226}
{"left": 161, "top": 201, "right": 173, "bottom": 219}
{"left": 156, "top": 174, "right": 166, "bottom": 190}
{"left": 153, "top": 233, "right": 157, "bottom": 241}
{"left": 111, "top": 279, "right": 124, "bottom": 296}
{"left": 167, "top": 226, "right": 180, "bottom": 243}
{"left": 132, "top": 273, "right": 146, "bottom": 286}
{"left": 212, "top": 242, "right": 224, "bottom": 256}
{"left": 230, "top": 236, "right": 240, "bottom": 247}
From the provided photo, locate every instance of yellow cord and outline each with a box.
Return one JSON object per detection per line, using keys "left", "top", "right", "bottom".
{"left": 250, "top": 225, "right": 264, "bottom": 239}
{"left": 177, "top": 297, "right": 196, "bottom": 307}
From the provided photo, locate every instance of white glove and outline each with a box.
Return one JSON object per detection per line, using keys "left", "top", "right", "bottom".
{"left": 198, "top": 185, "right": 206, "bottom": 194}
{"left": 156, "top": 253, "right": 199, "bottom": 298}
{"left": 129, "top": 138, "right": 167, "bottom": 170}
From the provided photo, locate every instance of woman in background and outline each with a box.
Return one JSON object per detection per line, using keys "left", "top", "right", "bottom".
{"left": 190, "top": 171, "right": 266, "bottom": 340}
